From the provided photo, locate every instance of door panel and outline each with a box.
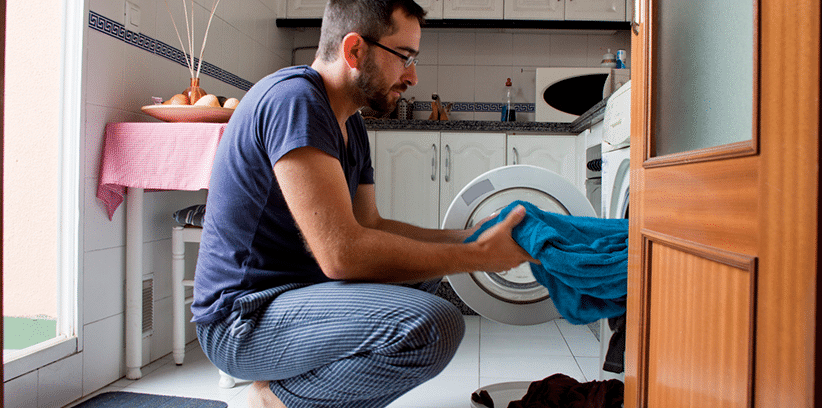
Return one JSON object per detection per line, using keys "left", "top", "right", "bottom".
{"left": 645, "top": 236, "right": 755, "bottom": 408}
{"left": 642, "top": 158, "right": 757, "bottom": 254}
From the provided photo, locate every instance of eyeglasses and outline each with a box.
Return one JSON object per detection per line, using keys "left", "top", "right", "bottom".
{"left": 361, "top": 36, "right": 419, "bottom": 68}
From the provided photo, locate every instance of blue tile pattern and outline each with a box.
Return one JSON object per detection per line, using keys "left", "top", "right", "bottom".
{"left": 413, "top": 101, "right": 535, "bottom": 113}
{"left": 88, "top": 11, "right": 254, "bottom": 91}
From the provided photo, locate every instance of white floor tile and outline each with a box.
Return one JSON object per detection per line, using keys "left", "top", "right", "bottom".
{"left": 481, "top": 333, "right": 572, "bottom": 357}
{"left": 480, "top": 319, "right": 562, "bottom": 338}
{"left": 564, "top": 333, "right": 601, "bottom": 357}
{"left": 556, "top": 318, "right": 597, "bottom": 338}
{"left": 575, "top": 357, "right": 601, "bottom": 382}
{"left": 72, "top": 316, "right": 607, "bottom": 408}
{"left": 462, "top": 315, "right": 481, "bottom": 334}
{"left": 440, "top": 331, "right": 480, "bottom": 378}
{"left": 480, "top": 353, "right": 585, "bottom": 382}
{"left": 387, "top": 375, "right": 478, "bottom": 408}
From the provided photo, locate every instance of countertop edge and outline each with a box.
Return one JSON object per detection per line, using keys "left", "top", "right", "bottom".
{"left": 364, "top": 98, "right": 607, "bottom": 134}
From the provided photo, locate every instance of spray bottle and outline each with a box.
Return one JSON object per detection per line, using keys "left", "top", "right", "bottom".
{"left": 501, "top": 78, "right": 516, "bottom": 122}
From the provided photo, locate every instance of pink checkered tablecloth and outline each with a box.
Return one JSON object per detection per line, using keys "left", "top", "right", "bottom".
{"left": 97, "top": 122, "right": 226, "bottom": 220}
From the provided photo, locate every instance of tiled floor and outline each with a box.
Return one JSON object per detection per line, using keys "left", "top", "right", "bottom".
{"left": 66, "top": 316, "right": 602, "bottom": 408}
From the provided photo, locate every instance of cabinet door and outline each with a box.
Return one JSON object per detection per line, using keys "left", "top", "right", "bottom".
{"left": 443, "top": 0, "right": 504, "bottom": 19}
{"left": 504, "top": 0, "right": 564, "bottom": 20}
{"left": 286, "top": 0, "right": 326, "bottom": 18}
{"left": 565, "top": 0, "right": 626, "bottom": 21}
{"left": 508, "top": 135, "right": 578, "bottom": 189}
{"left": 439, "top": 133, "right": 506, "bottom": 227}
{"left": 375, "top": 132, "right": 440, "bottom": 229}
{"left": 416, "top": 0, "right": 444, "bottom": 19}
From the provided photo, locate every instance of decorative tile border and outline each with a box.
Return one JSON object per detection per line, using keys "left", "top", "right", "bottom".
{"left": 88, "top": 11, "right": 254, "bottom": 91}
{"left": 413, "top": 101, "right": 535, "bottom": 113}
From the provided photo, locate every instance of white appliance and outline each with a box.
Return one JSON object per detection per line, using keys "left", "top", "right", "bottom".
{"left": 601, "top": 80, "right": 631, "bottom": 220}
{"left": 599, "top": 79, "right": 631, "bottom": 382}
{"left": 442, "top": 165, "right": 597, "bottom": 326}
{"left": 536, "top": 68, "right": 631, "bottom": 123}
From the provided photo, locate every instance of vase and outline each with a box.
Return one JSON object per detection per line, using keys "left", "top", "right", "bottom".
{"left": 184, "top": 78, "right": 207, "bottom": 105}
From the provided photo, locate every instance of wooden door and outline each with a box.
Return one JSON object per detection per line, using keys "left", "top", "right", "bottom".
{"left": 626, "top": 0, "right": 818, "bottom": 407}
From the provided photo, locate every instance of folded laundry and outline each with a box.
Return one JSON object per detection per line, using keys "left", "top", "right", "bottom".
{"left": 465, "top": 200, "right": 628, "bottom": 325}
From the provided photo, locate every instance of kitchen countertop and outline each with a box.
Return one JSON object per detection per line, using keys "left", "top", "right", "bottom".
{"left": 364, "top": 98, "right": 608, "bottom": 135}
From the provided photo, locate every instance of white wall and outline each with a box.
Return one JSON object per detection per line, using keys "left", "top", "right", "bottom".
{"left": 4, "top": 0, "right": 294, "bottom": 406}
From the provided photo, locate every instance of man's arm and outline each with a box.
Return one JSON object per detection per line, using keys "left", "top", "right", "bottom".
{"left": 274, "top": 146, "right": 535, "bottom": 282}
{"left": 352, "top": 184, "right": 474, "bottom": 244}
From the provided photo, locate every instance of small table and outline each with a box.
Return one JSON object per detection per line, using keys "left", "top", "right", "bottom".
{"left": 97, "top": 122, "right": 226, "bottom": 379}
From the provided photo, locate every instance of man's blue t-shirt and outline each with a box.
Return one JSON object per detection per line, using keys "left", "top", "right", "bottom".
{"left": 191, "top": 66, "right": 375, "bottom": 324}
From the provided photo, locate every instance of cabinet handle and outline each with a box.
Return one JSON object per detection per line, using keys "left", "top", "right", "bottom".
{"left": 512, "top": 147, "right": 519, "bottom": 165}
{"left": 632, "top": 0, "right": 641, "bottom": 35}
{"left": 431, "top": 144, "right": 437, "bottom": 181}
{"left": 444, "top": 145, "right": 451, "bottom": 183}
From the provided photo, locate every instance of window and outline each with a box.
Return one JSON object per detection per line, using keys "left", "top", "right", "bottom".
{"left": 3, "top": 0, "right": 83, "bottom": 377}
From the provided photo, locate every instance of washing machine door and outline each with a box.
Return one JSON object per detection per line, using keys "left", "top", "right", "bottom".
{"left": 442, "top": 165, "right": 597, "bottom": 325}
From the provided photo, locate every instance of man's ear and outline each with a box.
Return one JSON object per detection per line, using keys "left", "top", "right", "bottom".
{"left": 342, "top": 33, "right": 366, "bottom": 69}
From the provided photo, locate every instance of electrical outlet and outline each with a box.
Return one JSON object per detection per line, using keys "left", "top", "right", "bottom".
{"left": 125, "top": 0, "right": 141, "bottom": 32}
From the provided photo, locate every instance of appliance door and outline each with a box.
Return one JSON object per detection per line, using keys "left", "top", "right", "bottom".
{"left": 442, "top": 165, "right": 597, "bottom": 325}
{"left": 601, "top": 147, "right": 630, "bottom": 220}
{"left": 602, "top": 81, "right": 632, "bottom": 151}
{"left": 536, "top": 68, "right": 612, "bottom": 123}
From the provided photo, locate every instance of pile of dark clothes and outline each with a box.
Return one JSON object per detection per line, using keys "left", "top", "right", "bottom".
{"left": 471, "top": 374, "right": 624, "bottom": 408}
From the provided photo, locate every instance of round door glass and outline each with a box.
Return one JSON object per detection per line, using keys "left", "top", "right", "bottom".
{"left": 464, "top": 188, "right": 569, "bottom": 304}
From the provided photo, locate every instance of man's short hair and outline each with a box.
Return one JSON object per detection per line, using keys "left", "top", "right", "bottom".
{"left": 316, "top": 0, "right": 426, "bottom": 62}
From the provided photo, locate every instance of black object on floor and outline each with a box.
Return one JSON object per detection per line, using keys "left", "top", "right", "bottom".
{"left": 507, "top": 373, "right": 623, "bottom": 408}
{"left": 72, "top": 391, "right": 228, "bottom": 408}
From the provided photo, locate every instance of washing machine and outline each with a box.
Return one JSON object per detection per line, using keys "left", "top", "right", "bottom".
{"left": 442, "top": 165, "right": 597, "bottom": 326}
{"left": 601, "top": 80, "right": 631, "bottom": 221}
{"left": 599, "top": 80, "right": 631, "bottom": 382}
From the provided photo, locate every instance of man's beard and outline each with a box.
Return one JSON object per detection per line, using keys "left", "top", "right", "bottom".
{"left": 356, "top": 54, "right": 406, "bottom": 115}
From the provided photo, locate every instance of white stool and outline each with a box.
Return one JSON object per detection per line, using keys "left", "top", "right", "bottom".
{"left": 171, "top": 224, "right": 236, "bottom": 389}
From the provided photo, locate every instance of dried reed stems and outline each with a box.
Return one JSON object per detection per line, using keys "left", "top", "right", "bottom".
{"left": 165, "top": 0, "right": 222, "bottom": 79}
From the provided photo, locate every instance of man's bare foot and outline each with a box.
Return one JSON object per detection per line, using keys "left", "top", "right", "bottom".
{"left": 248, "top": 380, "right": 287, "bottom": 408}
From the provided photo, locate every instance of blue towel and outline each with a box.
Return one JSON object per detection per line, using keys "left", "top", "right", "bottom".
{"left": 465, "top": 200, "right": 628, "bottom": 325}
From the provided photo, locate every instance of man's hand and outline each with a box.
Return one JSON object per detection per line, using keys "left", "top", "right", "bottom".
{"left": 472, "top": 205, "right": 540, "bottom": 273}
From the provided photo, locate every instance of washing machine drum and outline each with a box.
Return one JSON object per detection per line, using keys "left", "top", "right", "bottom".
{"left": 442, "top": 165, "right": 597, "bottom": 325}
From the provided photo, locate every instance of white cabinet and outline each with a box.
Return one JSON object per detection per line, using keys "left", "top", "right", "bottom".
{"left": 282, "top": 0, "right": 443, "bottom": 19}
{"left": 375, "top": 131, "right": 505, "bottom": 229}
{"left": 504, "top": 0, "right": 564, "bottom": 21}
{"left": 564, "top": 0, "right": 626, "bottom": 21}
{"left": 282, "top": 0, "right": 626, "bottom": 21}
{"left": 438, "top": 133, "right": 506, "bottom": 222}
{"left": 443, "top": 0, "right": 504, "bottom": 19}
{"left": 507, "top": 134, "right": 580, "bottom": 191}
{"left": 375, "top": 131, "right": 440, "bottom": 229}
{"left": 416, "top": 0, "right": 444, "bottom": 19}
{"left": 284, "top": 0, "right": 326, "bottom": 18}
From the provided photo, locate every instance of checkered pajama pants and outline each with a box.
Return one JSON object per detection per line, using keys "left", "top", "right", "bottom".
{"left": 196, "top": 280, "right": 465, "bottom": 408}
